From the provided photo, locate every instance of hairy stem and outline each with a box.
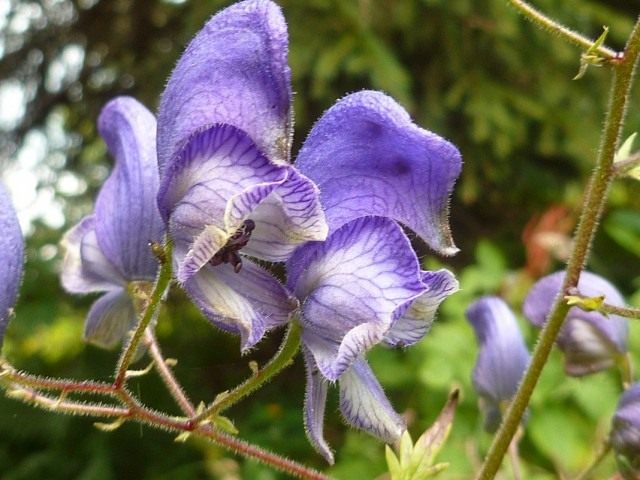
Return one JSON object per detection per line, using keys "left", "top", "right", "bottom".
{"left": 145, "top": 329, "right": 196, "bottom": 416}
{"left": 477, "top": 14, "right": 640, "bottom": 480}
{"left": 2, "top": 359, "right": 329, "bottom": 479}
{"left": 114, "top": 240, "right": 173, "bottom": 387}
{"left": 506, "top": 0, "right": 619, "bottom": 60}
{"left": 194, "top": 321, "right": 301, "bottom": 424}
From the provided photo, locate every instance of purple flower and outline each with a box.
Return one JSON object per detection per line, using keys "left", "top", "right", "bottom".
{"left": 155, "top": 0, "right": 329, "bottom": 350}
{"left": 295, "top": 90, "right": 462, "bottom": 255}
{"left": 466, "top": 297, "right": 530, "bottom": 432}
{"left": 523, "top": 271, "right": 628, "bottom": 376}
{"left": 0, "top": 183, "right": 24, "bottom": 346}
{"left": 288, "top": 217, "right": 458, "bottom": 463}
{"left": 60, "top": 97, "right": 165, "bottom": 348}
{"left": 611, "top": 383, "right": 640, "bottom": 479}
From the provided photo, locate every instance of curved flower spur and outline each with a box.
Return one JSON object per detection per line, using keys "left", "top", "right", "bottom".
{"left": 156, "top": 0, "right": 328, "bottom": 350}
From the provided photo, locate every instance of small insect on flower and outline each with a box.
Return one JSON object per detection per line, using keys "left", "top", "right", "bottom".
{"left": 209, "top": 219, "right": 256, "bottom": 273}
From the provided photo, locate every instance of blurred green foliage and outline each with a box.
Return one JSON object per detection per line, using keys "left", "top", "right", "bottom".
{"left": 2, "top": 0, "right": 640, "bottom": 478}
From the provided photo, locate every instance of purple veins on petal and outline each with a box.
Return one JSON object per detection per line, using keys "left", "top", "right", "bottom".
{"left": 0, "top": 183, "right": 24, "bottom": 345}
{"left": 158, "top": 124, "right": 326, "bottom": 283}
{"left": 295, "top": 90, "right": 462, "bottom": 256}
{"left": 467, "top": 296, "right": 530, "bottom": 432}
{"left": 523, "top": 271, "right": 628, "bottom": 376}
{"left": 95, "top": 97, "right": 164, "bottom": 280}
{"left": 384, "top": 269, "right": 459, "bottom": 348}
{"left": 184, "top": 259, "right": 298, "bottom": 351}
{"left": 59, "top": 96, "right": 163, "bottom": 349}
{"left": 293, "top": 216, "right": 427, "bottom": 381}
{"left": 293, "top": 216, "right": 457, "bottom": 460}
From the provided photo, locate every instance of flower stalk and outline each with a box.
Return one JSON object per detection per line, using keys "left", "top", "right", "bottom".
{"left": 194, "top": 320, "right": 301, "bottom": 423}
{"left": 114, "top": 240, "right": 173, "bottom": 388}
{"left": 506, "top": 0, "right": 619, "bottom": 61}
{"left": 477, "top": 10, "right": 640, "bottom": 480}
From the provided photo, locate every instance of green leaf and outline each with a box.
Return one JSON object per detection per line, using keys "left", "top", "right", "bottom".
{"left": 615, "top": 132, "right": 637, "bottom": 163}
{"left": 385, "top": 444, "right": 403, "bottom": 480}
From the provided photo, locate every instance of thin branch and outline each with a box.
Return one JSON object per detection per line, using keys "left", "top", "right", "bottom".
{"left": 114, "top": 240, "right": 172, "bottom": 388}
{"left": 506, "top": 0, "right": 619, "bottom": 60}
{"left": 144, "top": 328, "right": 196, "bottom": 417}
{"left": 193, "top": 321, "right": 301, "bottom": 424}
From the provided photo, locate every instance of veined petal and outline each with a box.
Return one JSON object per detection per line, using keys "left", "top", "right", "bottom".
{"left": 523, "top": 271, "right": 628, "bottom": 375}
{"left": 184, "top": 258, "right": 297, "bottom": 350}
{"left": 0, "top": 183, "right": 24, "bottom": 342}
{"left": 95, "top": 97, "right": 164, "bottom": 280}
{"left": 157, "top": 0, "right": 292, "bottom": 171}
{"left": 294, "top": 216, "right": 427, "bottom": 380}
{"left": 242, "top": 168, "right": 328, "bottom": 261}
{"left": 295, "top": 90, "right": 462, "bottom": 255}
{"left": 60, "top": 216, "right": 125, "bottom": 293}
{"left": 384, "top": 269, "right": 459, "bottom": 347}
{"left": 157, "top": 124, "right": 287, "bottom": 281}
{"left": 85, "top": 289, "right": 136, "bottom": 349}
{"left": 339, "top": 359, "right": 406, "bottom": 444}
{"left": 466, "top": 297, "right": 530, "bottom": 408}
{"left": 302, "top": 347, "right": 334, "bottom": 464}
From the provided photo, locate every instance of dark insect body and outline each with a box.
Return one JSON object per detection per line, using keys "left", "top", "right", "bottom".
{"left": 209, "top": 219, "right": 256, "bottom": 273}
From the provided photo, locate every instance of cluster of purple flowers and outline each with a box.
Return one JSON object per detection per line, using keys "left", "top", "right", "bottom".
{"left": 1, "top": 0, "right": 463, "bottom": 464}
{"left": 3, "top": 0, "right": 640, "bottom": 472}
{"left": 467, "top": 272, "right": 638, "bottom": 476}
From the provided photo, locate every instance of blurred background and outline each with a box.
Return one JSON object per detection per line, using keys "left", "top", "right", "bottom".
{"left": 1, "top": 0, "right": 640, "bottom": 478}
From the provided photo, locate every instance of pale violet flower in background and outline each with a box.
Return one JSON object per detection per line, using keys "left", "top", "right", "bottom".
{"left": 466, "top": 296, "right": 530, "bottom": 432}
{"left": 288, "top": 217, "right": 458, "bottom": 463}
{"left": 60, "top": 97, "right": 165, "bottom": 348}
{"left": 611, "top": 383, "right": 640, "bottom": 480}
{"left": 155, "top": 0, "right": 329, "bottom": 351}
{"left": 0, "top": 182, "right": 24, "bottom": 348}
{"left": 523, "top": 271, "right": 628, "bottom": 376}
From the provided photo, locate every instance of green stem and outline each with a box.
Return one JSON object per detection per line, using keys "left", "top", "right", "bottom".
{"left": 477, "top": 14, "right": 640, "bottom": 480}
{"left": 506, "top": 0, "right": 619, "bottom": 60}
{"left": 114, "top": 241, "right": 173, "bottom": 387}
{"left": 193, "top": 321, "right": 301, "bottom": 424}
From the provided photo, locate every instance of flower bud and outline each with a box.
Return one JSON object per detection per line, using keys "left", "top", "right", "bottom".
{"left": 466, "top": 296, "right": 530, "bottom": 432}
{"left": 523, "top": 271, "right": 628, "bottom": 376}
{"left": 611, "top": 383, "right": 640, "bottom": 479}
